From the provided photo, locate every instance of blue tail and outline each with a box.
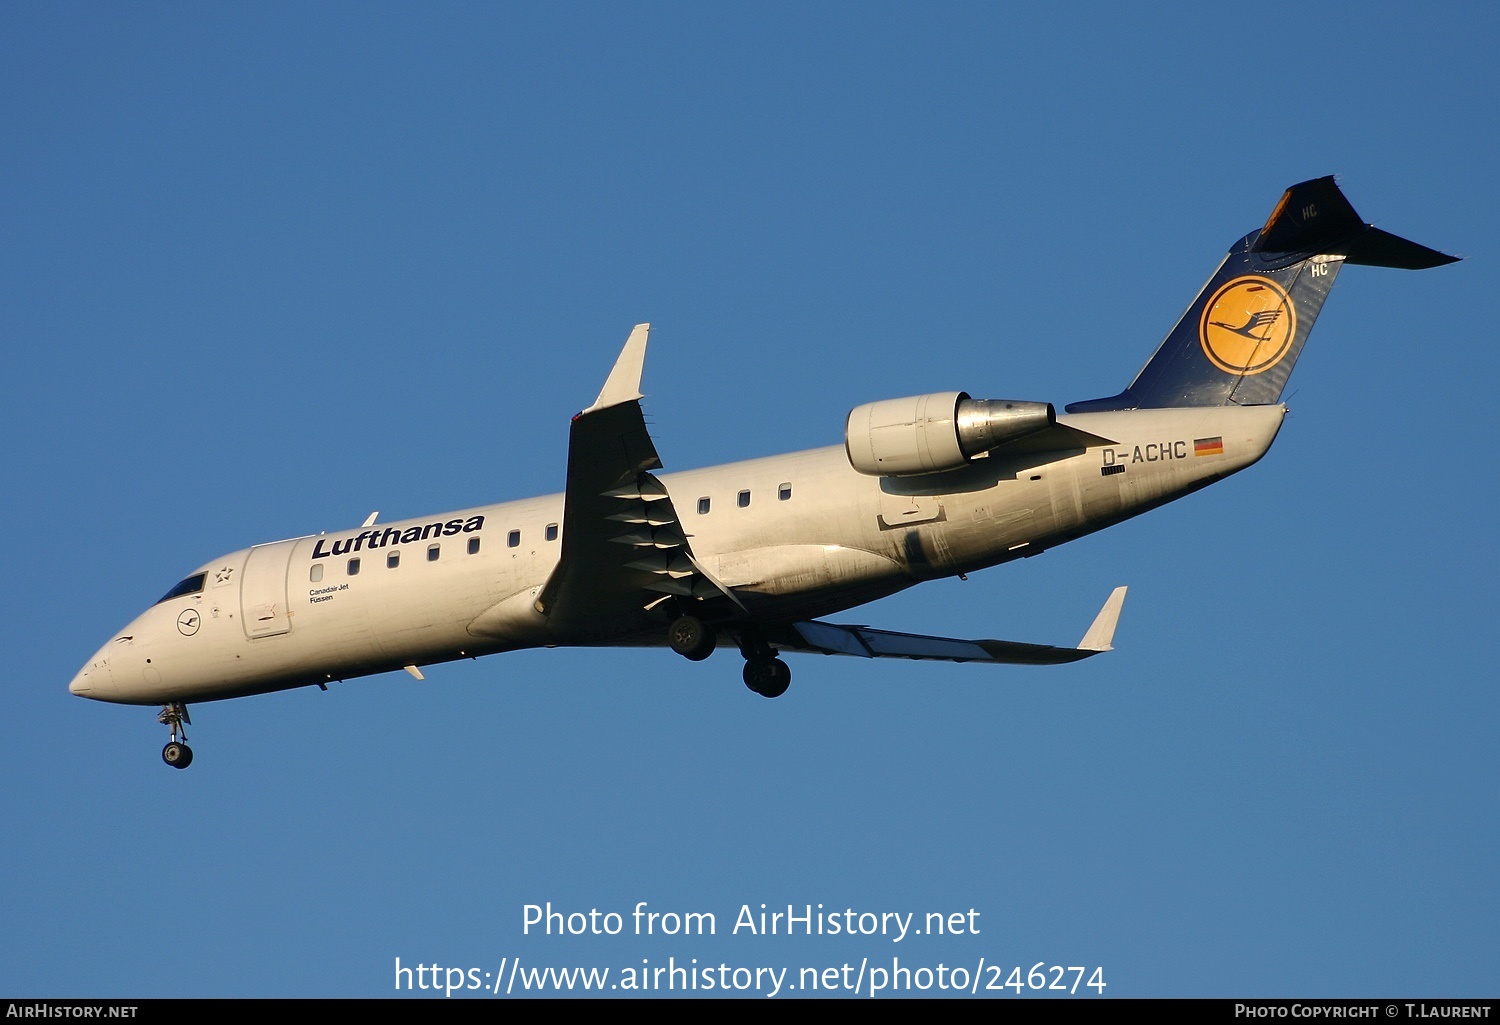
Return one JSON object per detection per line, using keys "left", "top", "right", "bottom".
{"left": 1067, "top": 178, "right": 1457, "bottom": 413}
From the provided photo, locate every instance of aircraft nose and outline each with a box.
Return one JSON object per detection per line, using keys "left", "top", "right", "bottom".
{"left": 69, "top": 653, "right": 111, "bottom": 699}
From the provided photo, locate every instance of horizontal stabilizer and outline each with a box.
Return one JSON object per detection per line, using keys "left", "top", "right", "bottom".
{"left": 789, "top": 587, "right": 1127, "bottom": 666}
{"left": 1344, "top": 227, "right": 1459, "bottom": 270}
{"left": 1254, "top": 179, "right": 1458, "bottom": 267}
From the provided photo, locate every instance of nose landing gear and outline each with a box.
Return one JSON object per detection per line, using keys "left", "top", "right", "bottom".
{"left": 157, "top": 702, "right": 193, "bottom": 769}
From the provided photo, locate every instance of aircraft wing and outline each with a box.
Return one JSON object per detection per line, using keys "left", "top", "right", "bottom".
{"left": 535, "top": 325, "right": 739, "bottom": 640}
{"left": 785, "top": 586, "right": 1127, "bottom": 665}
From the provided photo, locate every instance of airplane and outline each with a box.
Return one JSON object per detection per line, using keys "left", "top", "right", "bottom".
{"left": 68, "top": 177, "right": 1457, "bottom": 768}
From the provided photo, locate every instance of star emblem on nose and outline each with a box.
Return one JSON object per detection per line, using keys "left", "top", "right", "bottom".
{"left": 216, "top": 567, "right": 234, "bottom": 583}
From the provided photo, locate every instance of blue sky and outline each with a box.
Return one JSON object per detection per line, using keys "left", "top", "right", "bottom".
{"left": 3, "top": 2, "right": 1495, "bottom": 998}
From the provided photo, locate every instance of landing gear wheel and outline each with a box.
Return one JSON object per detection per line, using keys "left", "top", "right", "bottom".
{"left": 668, "top": 615, "right": 716, "bottom": 661}
{"left": 157, "top": 701, "right": 194, "bottom": 769}
{"left": 162, "top": 742, "right": 193, "bottom": 769}
{"left": 743, "top": 657, "right": 791, "bottom": 698}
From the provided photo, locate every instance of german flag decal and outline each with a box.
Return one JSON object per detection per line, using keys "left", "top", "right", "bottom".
{"left": 1194, "top": 436, "right": 1224, "bottom": 457}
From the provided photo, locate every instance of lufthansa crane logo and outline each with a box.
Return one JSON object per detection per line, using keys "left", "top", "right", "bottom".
{"left": 1199, "top": 276, "right": 1297, "bottom": 376}
{"left": 177, "top": 609, "right": 201, "bottom": 636}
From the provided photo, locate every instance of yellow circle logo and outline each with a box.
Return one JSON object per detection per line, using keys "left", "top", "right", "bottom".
{"left": 1199, "top": 276, "right": 1296, "bottom": 376}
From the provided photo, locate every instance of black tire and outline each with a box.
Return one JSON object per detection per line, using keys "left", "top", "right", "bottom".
{"left": 743, "top": 657, "right": 791, "bottom": 698}
{"left": 162, "top": 742, "right": 193, "bottom": 769}
{"left": 668, "top": 616, "right": 715, "bottom": 661}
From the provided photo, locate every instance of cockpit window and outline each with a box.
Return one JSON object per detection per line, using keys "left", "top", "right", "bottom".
{"left": 155, "top": 573, "right": 207, "bottom": 605}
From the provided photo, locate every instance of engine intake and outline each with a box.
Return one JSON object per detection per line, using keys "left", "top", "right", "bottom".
{"left": 845, "top": 391, "right": 1054, "bottom": 476}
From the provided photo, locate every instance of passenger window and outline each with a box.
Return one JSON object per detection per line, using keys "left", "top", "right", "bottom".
{"left": 697, "top": 497, "right": 710, "bottom": 515}
{"left": 778, "top": 483, "right": 792, "bottom": 501}
{"left": 546, "top": 523, "right": 559, "bottom": 541}
{"left": 347, "top": 558, "right": 361, "bottom": 576}
{"left": 508, "top": 529, "right": 520, "bottom": 548}
{"left": 427, "top": 544, "right": 440, "bottom": 562}
{"left": 738, "top": 490, "right": 750, "bottom": 508}
{"left": 468, "top": 537, "right": 481, "bottom": 555}
{"left": 387, "top": 551, "right": 400, "bottom": 569}
{"left": 310, "top": 564, "right": 323, "bottom": 583}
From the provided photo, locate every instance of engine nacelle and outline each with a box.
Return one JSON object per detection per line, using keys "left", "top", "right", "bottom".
{"left": 845, "top": 391, "right": 1055, "bottom": 476}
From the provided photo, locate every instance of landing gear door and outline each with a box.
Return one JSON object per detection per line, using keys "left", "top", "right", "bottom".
{"left": 240, "top": 539, "right": 298, "bottom": 639}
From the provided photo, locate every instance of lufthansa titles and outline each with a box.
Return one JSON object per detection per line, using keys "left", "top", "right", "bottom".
{"left": 312, "top": 516, "right": 485, "bottom": 559}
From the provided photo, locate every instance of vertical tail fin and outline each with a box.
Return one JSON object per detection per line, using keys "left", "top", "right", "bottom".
{"left": 1066, "top": 178, "right": 1458, "bottom": 413}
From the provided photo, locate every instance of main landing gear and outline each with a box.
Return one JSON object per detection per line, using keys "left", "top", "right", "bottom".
{"left": 665, "top": 615, "right": 792, "bottom": 698}
{"left": 667, "top": 614, "right": 716, "bottom": 661}
{"left": 733, "top": 624, "right": 790, "bottom": 698}
{"left": 742, "top": 655, "right": 791, "bottom": 699}
{"left": 158, "top": 701, "right": 193, "bottom": 769}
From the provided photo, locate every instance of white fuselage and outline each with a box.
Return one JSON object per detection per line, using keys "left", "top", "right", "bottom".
{"left": 69, "top": 405, "right": 1285, "bottom": 705}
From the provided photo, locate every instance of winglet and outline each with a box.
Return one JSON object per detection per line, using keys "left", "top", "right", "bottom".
{"left": 585, "top": 323, "right": 650, "bottom": 413}
{"left": 1078, "top": 586, "right": 1128, "bottom": 652}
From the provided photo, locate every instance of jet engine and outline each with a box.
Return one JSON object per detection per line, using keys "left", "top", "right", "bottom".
{"left": 845, "top": 391, "right": 1055, "bottom": 476}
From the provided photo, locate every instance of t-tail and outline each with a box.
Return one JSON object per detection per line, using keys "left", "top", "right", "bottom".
{"left": 1067, "top": 177, "right": 1458, "bottom": 413}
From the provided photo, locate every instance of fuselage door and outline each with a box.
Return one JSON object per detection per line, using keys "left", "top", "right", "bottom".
{"left": 240, "top": 539, "right": 298, "bottom": 639}
{"left": 877, "top": 483, "right": 945, "bottom": 530}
